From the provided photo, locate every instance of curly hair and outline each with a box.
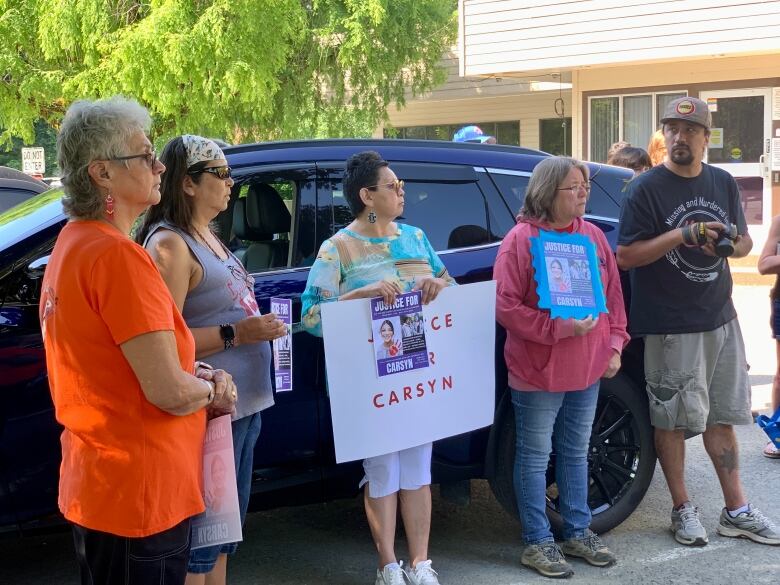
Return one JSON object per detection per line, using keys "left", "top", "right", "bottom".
{"left": 342, "top": 151, "right": 389, "bottom": 216}
{"left": 57, "top": 97, "right": 151, "bottom": 220}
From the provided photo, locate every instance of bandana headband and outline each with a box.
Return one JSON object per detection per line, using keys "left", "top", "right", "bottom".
{"left": 182, "top": 135, "right": 225, "bottom": 169}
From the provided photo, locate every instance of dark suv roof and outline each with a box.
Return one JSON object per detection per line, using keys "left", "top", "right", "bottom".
{"left": 0, "top": 167, "right": 49, "bottom": 214}
{"left": 225, "top": 139, "right": 551, "bottom": 173}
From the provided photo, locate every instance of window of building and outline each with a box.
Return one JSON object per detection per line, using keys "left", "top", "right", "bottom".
{"left": 589, "top": 91, "right": 686, "bottom": 162}
{"left": 384, "top": 121, "right": 520, "bottom": 146}
{"left": 539, "top": 118, "right": 572, "bottom": 155}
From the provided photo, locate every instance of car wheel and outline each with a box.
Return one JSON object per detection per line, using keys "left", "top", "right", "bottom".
{"left": 488, "top": 372, "right": 656, "bottom": 535}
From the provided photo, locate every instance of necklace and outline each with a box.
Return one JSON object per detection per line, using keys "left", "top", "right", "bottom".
{"left": 193, "top": 227, "right": 228, "bottom": 262}
{"left": 193, "top": 226, "right": 253, "bottom": 292}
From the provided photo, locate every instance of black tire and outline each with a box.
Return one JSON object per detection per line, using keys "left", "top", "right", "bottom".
{"left": 488, "top": 372, "right": 657, "bottom": 535}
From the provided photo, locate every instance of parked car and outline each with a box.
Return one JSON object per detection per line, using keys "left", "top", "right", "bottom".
{"left": 0, "top": 139, "right": 653, "bottom": 537}
{"left": 0, "top": 167, "right": 49, "bottom": 214}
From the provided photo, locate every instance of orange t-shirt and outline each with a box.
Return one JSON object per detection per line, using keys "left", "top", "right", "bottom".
{"left": 40, "top": 221, "right": 206, "bottom": 537}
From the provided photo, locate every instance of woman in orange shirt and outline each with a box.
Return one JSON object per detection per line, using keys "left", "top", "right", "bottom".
{"left": 40, "top": 97, "right": 237, "bottom": 585}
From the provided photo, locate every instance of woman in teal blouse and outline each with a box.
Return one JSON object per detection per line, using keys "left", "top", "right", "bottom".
{"left": 302, "top": 151, "right": 454, "bottom": 585}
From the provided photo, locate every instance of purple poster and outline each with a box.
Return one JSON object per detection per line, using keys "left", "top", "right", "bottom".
{"left": 271, "top": 297, "right": 292, "bottom": 392}
{"left": 370, "top": 291, "right": 429, "bottom": 378}
{"left": 190, "top": 415, "right": 242, "bottom": 550}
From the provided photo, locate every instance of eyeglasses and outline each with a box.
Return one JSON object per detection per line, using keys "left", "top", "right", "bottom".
{"left": 109, "top": 150, "right": 157, "bottom": 168}
{"left": 558, "top": 183, "right": 591, "bottom": 194}
{"left": 189, "top": 166, "right": 232, "bottom": 180}
{"left": 366, "top": 179, "right": 404, "bottom": 194}
{"left": 227, "top": 263, "right": 254, "bottom": 290}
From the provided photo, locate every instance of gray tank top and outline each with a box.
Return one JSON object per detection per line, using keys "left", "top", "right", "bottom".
{"left": 145, "top": 221, "right": 273, "bottom": 419}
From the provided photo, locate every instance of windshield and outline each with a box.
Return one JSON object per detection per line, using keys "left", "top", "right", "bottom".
{"left": 0, "top": 188, "right": 65, "bottom": 252}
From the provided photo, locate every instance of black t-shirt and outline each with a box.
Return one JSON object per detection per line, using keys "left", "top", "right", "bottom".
{"left": 618, "top": 163, "right": 747, "bottom": 335}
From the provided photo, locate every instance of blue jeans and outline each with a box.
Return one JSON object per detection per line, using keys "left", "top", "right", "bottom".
{"left": 188, "top": 412, "right": 262, "bottom": 573}
{"left": 511, "top": 383, "right": 599, "bottom": 545}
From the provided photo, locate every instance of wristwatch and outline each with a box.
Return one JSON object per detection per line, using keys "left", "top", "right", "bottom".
{"left": 219, "top": 323, "right": 235, "bottom": 350}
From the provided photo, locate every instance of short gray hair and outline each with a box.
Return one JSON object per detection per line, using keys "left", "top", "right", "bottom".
{"left": 57, "top": 97, "right": 151, "bottom": 219}
{"left": 520, "top": 156, "right": 589, "bottom": 223}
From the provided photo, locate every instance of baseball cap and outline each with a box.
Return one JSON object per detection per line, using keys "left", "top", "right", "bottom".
{"left": 453, "top": 125, "right": 495, "bottom": 143}
{"left": 660, "top": 97, "right": 711, "bottom": 130}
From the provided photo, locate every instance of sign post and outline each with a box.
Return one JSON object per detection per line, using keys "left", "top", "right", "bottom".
{"left": 21, "top": 147, "right": 45, "bottom": 177}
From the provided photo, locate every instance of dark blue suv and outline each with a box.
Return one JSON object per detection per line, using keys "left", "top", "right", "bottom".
{"left": 0, "top": 139, "right": 654, "bottom": 537}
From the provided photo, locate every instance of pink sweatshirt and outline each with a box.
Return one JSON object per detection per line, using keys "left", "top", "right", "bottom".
{"left": 494, "top": 216, "right": 629, "bottom": 392}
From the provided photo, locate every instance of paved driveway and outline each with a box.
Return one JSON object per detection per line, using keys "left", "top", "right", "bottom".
{"left": 1, "top": 285, "right": 778, "bottom": 584}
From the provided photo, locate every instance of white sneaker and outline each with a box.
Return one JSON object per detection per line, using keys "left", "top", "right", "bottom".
{"left": 405, "top": 560, "right": 441, "bottom": 585}
{"left": 375, "top": 561, "right": 407, "bottom": 585}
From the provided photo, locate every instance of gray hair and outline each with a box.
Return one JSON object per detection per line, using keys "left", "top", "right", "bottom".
{"left": 520, "top": 156, "right": 589, "bottom": 223}
{"left": 57, "top": 97, "right": 152, "bottom": 219}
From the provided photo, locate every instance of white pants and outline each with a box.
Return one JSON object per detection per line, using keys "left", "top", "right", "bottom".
{"left": 360, "top": 442, "right": 433, "bottom": 498}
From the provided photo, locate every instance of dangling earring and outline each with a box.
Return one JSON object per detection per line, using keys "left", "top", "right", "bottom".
{"left": 367, "top": 209, "right": 377, "bottom": 224}
{"left": 105, "top": 192, "right": 115, "bottom": 216}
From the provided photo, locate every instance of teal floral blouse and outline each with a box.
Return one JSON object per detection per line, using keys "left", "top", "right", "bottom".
{"left": 301, "top": 223, "right": 455, "bottom": 337}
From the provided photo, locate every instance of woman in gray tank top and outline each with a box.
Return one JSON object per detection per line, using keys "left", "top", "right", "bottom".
{"left": 136, "top": 135, "right": 286, "bottom": 585}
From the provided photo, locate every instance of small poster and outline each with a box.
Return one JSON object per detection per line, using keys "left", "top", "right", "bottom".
{"left": 709, "top": 128, "right": 723, "bottom": 149}
{"left": 190, "top": 415, "right": 242, "bottom": 550}
{"left": 530, "top": 230, "right": 608, "bottom": 319}
{"left": 271, "top": 297, "right": 292, "bottom": 392}
{"left": 370, "top": 291, "right": 429, "bottom": 377}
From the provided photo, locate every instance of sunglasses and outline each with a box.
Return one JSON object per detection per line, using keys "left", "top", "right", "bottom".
{"left": 109, "top": 150, "right": 157, "bottom": 168}
{"left": 189, "top": 166, "right": 232, "bottom": 180}
{"left": 366, "top": 179, "right": 404, "bottom": 194}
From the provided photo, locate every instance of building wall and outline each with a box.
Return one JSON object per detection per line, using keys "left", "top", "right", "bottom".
{"left": 459, "top": 0, "right": 780, "bottom": 76}
{"left": 572, "top": 54, "right": 780, "bottom": 158}
{"left": 385, "top": 90, "right": 571, "bottom": 149}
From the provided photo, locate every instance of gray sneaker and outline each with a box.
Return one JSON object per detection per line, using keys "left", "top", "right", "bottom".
{"left": 560, "top": 529, "right": 617, "bottom": 567}
{"left": 716, "top": 506, "right": 780, "bottom": 545}
{"left": 375, "top": 562, "right": 408, "bottom": 585}
{"left": 671, "top": 502, "right": 708, "bottom": 546}
{"left": 521, "top": 542, "right": 574, "bottom": 579}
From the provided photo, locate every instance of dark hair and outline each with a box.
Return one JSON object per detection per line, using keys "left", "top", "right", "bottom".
{"left": 380, "top": 319, "right": 394, "bottom": 333}
{"left": 609, "top": 146, "right": 652, "bottom": 173}
{"left": 343, "top": 151, "right": 389, "bottom": 216}
{"left": 550, "top": 259, "right": 563, "bottom": 270}
{"left": 135, "top": 136, "right": 206, "bottom": 245}
{"left": 606, "top": 141, "right": 630, "bottom": 164}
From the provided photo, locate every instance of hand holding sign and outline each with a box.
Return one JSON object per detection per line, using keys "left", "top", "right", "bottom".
{"left": 413, "top": 276, "right": 449, "bottom": 304}
{"left": 573, "top": 315, "right": 599, "bottom": 336}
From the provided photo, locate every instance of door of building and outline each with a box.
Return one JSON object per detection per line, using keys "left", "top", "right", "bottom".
{"left": 700, "top": 88, "right": 772, "bottom": 248}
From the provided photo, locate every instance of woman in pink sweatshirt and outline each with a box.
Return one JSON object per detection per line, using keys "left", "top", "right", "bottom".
{"left": 494, "top": 157, "right": 629, "bottom": 579}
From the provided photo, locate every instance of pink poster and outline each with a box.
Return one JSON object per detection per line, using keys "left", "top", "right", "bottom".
{"left": 190, "top": 415, "right": 243, "bottom": 550}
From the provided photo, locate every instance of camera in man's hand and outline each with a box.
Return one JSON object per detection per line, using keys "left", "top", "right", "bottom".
{"left": 714, "top": 223, "right": 739, "bottom": 257}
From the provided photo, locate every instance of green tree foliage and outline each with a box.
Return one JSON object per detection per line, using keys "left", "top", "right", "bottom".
{"left": 0, "top": 0, "right": 457, "bottom": 146}
{"left": 0, "top": 120, "right": 58, "bottom": 172}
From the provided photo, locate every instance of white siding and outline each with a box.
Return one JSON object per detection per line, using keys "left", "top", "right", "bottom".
{"left": 385, "top": 90, "right": 572, "bottom": 150}
{"left": 460, "top": 0, "right": 780, "bottom": 76}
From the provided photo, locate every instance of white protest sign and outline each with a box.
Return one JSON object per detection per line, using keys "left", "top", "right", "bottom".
{"left": 21, "top": 147, "right": 45, "bottom": 175}
{"left": 190, "top": 415, "right": 242, "bottom": 550}
{"left": 321, "top": 280, "right": 496, "bottom": 463}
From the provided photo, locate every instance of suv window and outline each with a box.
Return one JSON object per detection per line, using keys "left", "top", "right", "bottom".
{"left": 324, "top": 162, "right": 494, "bottom": 251}
{"left": 489, "top": 170, "right": 530, "bottom": 217}
{"left": 229, "top": 167, "right": 316, "bottom": 272}
{"left": 589, "top": 169, "right": 627, "bottom": 218}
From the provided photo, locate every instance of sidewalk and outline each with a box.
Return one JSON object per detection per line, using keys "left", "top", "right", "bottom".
{"left": 733, "top": 283, "right": 775, "bottom": 412}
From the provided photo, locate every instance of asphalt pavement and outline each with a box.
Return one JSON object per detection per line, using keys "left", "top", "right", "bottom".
{"left": 1, "top": 284, "right": 779, "bottom": 584}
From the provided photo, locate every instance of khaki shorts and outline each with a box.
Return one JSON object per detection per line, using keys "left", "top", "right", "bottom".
{"left": 644, "top": 318, "right": 753, "bottom": 433}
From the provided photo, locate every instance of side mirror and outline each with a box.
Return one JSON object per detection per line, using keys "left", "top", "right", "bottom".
{"left": 26, "top": 255, "right": 50, "bottom": 279}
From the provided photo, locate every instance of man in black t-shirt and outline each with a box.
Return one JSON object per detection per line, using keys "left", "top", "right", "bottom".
{"left": 618, "top": 97, "right": 779, "bottom": 547}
